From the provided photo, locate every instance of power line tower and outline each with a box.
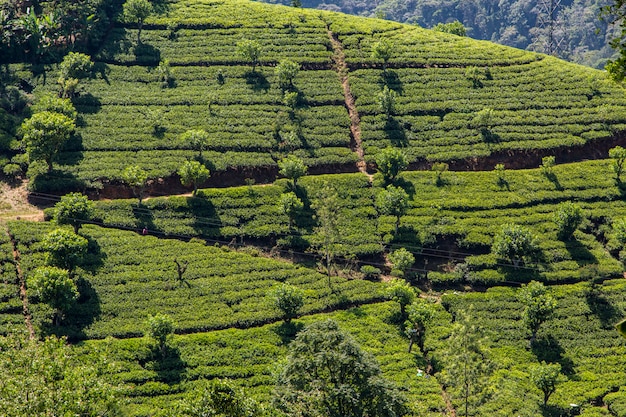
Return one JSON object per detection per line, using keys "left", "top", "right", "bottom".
{"left": 533, "top": 0, "right": 566, "bottom": 56}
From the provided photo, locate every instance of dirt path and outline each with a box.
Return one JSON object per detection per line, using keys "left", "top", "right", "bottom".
{"left": 327, "top": 29, "right": 373, "bottom": 182}
{"left": 0, "top": 181, "right": 44, "bottom": 222}
{"left": 4, "top": 225, "right": 35, "bottom": 339}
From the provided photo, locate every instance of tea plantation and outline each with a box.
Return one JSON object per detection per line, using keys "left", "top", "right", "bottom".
{"left": 4, "top": 0, "right": 626, "bottom": 415}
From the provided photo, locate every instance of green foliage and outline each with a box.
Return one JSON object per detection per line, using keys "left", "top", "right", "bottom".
{"left": 529, "top": 362, "right": 562, "bottom": 406}
{"left": 273, "top": 319, "right": 408, "bottom": 417}
{"left": 384, "top": 278, "right": 415, "bottom": 315}
{"left": 432, "top": 20, "right": 466, "bottom": 36}
{"left": 360, "top": 265, "right": 381, "bottom": 279}
{"left": 465, "top": 66, "right": 486, "bottom": 88}
{"left": 267, "top": 283, "right": 304, "bottom": 324}
{"left": 21, "top": 111, "right": 75, "bottom": 172}
{"left": 41, "top": 228, "right": 88, "bottom": 272}
{"left": 494, "top": 163, "right": 506, "bottom": 187}
{"left": 59, "top": 52, "right": 93, "bottom": 81}
{"left": 31, "top": 94, "right": 77, "bottom": 121}
{"left": 438, "top": 308, "right": 491, "bottom": 417}
{"left": 275, "top": 59, "right": 300, "bottom": 89}
{"left": 518, "top": 281, "right": 557, "bottom": 343}
{"left": 278, "top": 155, "right": 307, "bottom": 188}
{"left": 146, "top": 313, "right": 174, "bottom": 353}
{"left": 180, "top": 129, "right": 211, "bottom": 159}
{"left": 491, "top": 223, "right": 540, "bottom": 268}
{"left": 376, "top": 185, "right": 409, "bottom": 234}
{"left": 237, "top": 39, "right": 262, "bottom": 70}
{"left": 156, "top": 59, "right": 174, "bottom": 88}
{"left": 54, "top": 192, "right": 94, "bottom": 233}
{"left": 430, "top": 162, "right": 448, "bottom": 186}
{"left": 553, "top": 201, "right": 583, "bottom": 241}
{"left": 122, "top": 165, "right": 149, "bottom": 204}
{"left": 278, "top": 191, "right": 303, "bottom": 228}
{"left": 375, "top": 147, "right": 407, "bottom": 184}
{"left": 609, "top": 145, "right": 626, "bottom": 180}
{"left": 178, "top": 160, "right": 210, "bottom": 196}
{"left": 311, "top": 183, "right": 341, "bottom": 280}
{"left": 388, "top": 248, "right": 415, "bottom": 277}
{"left": 405, "top": 300, "right": 437, "bottom": 353}
{"left": 28, "top": 266, "right": 77, "bottom": 322}
{"left": 613, "top": 218, "right": 626, "bottom": 246}
{"left": 540, "top": 155, "right": 556, "bottom": 176}
{"left": 371, "top": 38, "right": 394, "bottom": 69}
{"left": 0, "top": 333, "right": 121, "bottom": 417}
{"left": 124, "top": 0, "right": 153, "bottom": 43}
{"left": 378, "top": 85, "right": 396, "bottom": 117}
{"left": 180, "top": 379, "right": 261, "bottom": 417}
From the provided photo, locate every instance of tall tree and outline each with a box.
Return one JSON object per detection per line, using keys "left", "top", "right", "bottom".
{"left": 530, "top": 362, "right": 563, "bottom": 406}
{"left": 178, "top": 160, "right": 210, "bottom": 196}
{"left": 275, "top": 59, "right": 300, "bottom": 89}
{"left": 180, "top": 129, "right": 210, "bottom": 159}
{"left": 273, "top": 319, "right": 408, "bottom": 417}
{"left": 491, "top": 223, "right": 540, "bottom": 268}
{"left": 21, "top": 111, "right": 75, "bottom": 172}
{"left": 518, "top": 281, "right": 557, "bottom": 345}
{"left": 278, "top": 191, "right": 303, "bottom": 230}
{"left": 278, "top": 155, "right": 307, "bottom": 189}
{"left": 28, "top": 266, "right": 78, "bottom": 326}
{"left": 236, "top": 39, "right": 262, "bottom": 71}
{"left": 267, "top": 283, "right": 305, "bottom": 324}
{"left": 54, "top": 192, "right": 94, "bottom": 233}
{"left": 376, "top": 185, "right": 409, "bottom": 235}
{"left": 146, "top": 313, "right": 174, "bottom": 356}
{"left": 312, "top": 184, "right": 341, "bottom": 283}
{"left": 0, "top": 333, "right": 122, "bottom": 416}
{"left": 123, "top": 0, "right": 153, "bottom": 44}
{"left": 405, "top": 300, "right": 437, "bottom": 353}
{"left": 553, "top": 201, "right": 583, "bottom": 241}
{"left": 440, "top": 309, "right": 492, "bottom": 417}
{"left": 375, "top": 147, "right": 408, "bottom": 184}
{"left": 122, "top": 165, "right": 149, "bottom": 204}
{"left": 371, "top": 39, "right": 393, "bottom": 72}
{"left": 384, "top": 278, "right": 416, "bottom": 317}
{"left": 41, "top": 228, "right": 88, "bottom": 273}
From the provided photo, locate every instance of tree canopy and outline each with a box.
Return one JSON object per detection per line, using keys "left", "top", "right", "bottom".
{"left": 54, "top": 192, "right": 94, "bottom": 233}
{"left": 273, "top": 319, "right": 408, "bottom": 417}
{"left": 21, "top": 111, "right": 75, "bottom": 172}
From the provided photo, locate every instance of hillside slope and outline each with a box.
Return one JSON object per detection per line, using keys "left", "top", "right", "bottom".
{"left": 11, "top": 0, "right": 626, "bottom": 193}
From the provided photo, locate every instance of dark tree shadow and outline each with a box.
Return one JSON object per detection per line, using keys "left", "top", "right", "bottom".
{"left": 149, "top": 345, "right": 187, "bottom": 384}
{"left": 132, "top": 203, "right": 156, "bottom": 231}
{"left": 531, "top": 335, "right": 575, "bottom": 376}
{"left": 92, "top": 62, "right": 111, "bottom": 84}
{"left": 500, "top": 265, "right": 542, "bottom": 284}
{"left": 133, "top": 43, "right": 161, "bottom": 65}
{"left": 384, "top": 117, "right": 408, "bottom": 146}
{"left": 72, "top": 93, "right": 102, "bottom": 115}
{"left": 564, "top": 239, "right": 597, "bottom": 267}
{"left": 394, "top": 177, "right": 416, "bottom": 198}
{"left": 585, "top": 287, "right": 621, "bottom": 329}
{"left": 41, "top": 276, "right": 101, "bottom": 342}
{"left": 272, "top": 321, "right": 305, "bottom": 345}
{"left": 245, "top": 71, "right": 270, "bottom": 92}
{"left": 545, "top": 172, "right": 563, "bottom": 191}
{"left": 540, "top": 404, "right": 571, "bottom": 417}
{"left": 179, "top": 197, "right": 222, "bottom": 238}
{"left": 481, "top": 129, "right": 500, "bottom": 143}
{"left": 80, "top": 235, "right": 106, "bottom": 275}
{"left": 62, "top": 132, "right": 84, "bottom": 153}
{"left": 28, "top": 170, "right": 86, "bottom": 193}
{"left": 379, "top": 70, "right": 403, "bottom": 94}
{"left": 151, "top": 0, "right": 171, "bottom": 14}
{"left": 96, "top": 28, "right": 132, "bottom": 62}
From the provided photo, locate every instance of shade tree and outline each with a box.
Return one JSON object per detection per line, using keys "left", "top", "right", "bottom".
{"left": 180, "top": 129, "right": 210, "bottom": 159}
{"left": 41, "top": 228, "right": 88, "bottom": 273}
{"left": 178, "top": 160, "right": 210, "bottom": 196}
{"left": 518, "top": 281, "right": 557, "bottom": 345}
{"left": 21, "top": 111, "right": 75, "bottom": 172}
{"left": 278, "top": 155, "right": 307, "bottom": 189}
{"left": 28, "top": 266, "right": 78, "bottom": 326}
{"left": 236, "top": 39, "right": 261, "bottom": 71}
{"left": 384, "top": 277, "right": 416, "bottom": 317}
{"left": 273, "top": 319, "right": 408, "bottom": 417}
{"left": 278, "top": 191, "right": 303, "bottom": 229}
{"left": 146, "top": 313, "right": 174, "bottom": 355}
{"left": 54, "top": 192, "right": 94, "bottom": 233}
{"left": 375, "top": 146, "right": 407, "bottom": 184}
{"left": 376, "top": 185, "right": 409, "bottom": 235}
{"left": 388, "top": 247, "right": 415, "bottom": 277}
{"left": 491, "top": 223, "right": 540, "bottom": 268}
{"left": 123, "top": 0, "right": 152, "bottom": 44}
{"left": 122, "top": 165, "right": 149, "bottom": 204}
{"left": 553, "top": 201, "right": 583, "bottom": 240}
{"left": 275, "top": 59, "right": 300, "bottom": 89}
{"left": 267, "top": 283, "right": 304, "bottom": 324}
{"left": 530, "top": 362, "right": 563, "bottom": 406}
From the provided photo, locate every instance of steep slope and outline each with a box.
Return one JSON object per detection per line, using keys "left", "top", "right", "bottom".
{"left": 15, "top": 0, "right": 626, "bottom": 192}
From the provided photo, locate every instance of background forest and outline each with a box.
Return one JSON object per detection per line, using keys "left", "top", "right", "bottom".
{"left": 261, "top": 0, "right": 619, "bottom": 68}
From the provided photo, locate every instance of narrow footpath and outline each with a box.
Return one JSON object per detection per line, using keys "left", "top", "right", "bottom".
{"left": 327, "top": 28, "right": 373, "bottom": 181}
{"left": 5, "top": 226, "right": 35, "bottom": 339}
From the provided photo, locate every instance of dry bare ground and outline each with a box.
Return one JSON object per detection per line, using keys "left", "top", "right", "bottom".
{"left": 0, "top": 180, "right": 44, "bottom": 222}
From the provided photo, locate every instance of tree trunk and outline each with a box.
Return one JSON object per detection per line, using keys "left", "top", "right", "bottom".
{"left": 137, "top": 22, "right": 143, "bottom": 44}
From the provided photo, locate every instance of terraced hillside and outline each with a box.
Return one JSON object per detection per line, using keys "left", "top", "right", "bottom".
{"left": 4, "top": 0, "right": 626, "bottom": 416}
{"left": 12, "top": 0, "right": 626, "bottom": 191}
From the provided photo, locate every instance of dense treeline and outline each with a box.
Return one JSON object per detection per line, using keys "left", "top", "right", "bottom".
{"left": 262, "top": 0, "right": 617, "bottom": 68}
